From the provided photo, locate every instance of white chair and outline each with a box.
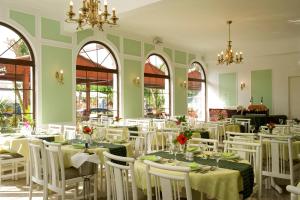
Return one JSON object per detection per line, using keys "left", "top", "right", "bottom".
{"left": 28, "top": 139, "right": 47, "bottom": 200}
{"left": 152, "top": 118, "right": 166, "bottom": 130}
{"left": 234, "top": 118, "right": 251, "bottom": 133}
{"left": 188, "top": 138, "right": 218, "bottom": 152}
{"left": 63, "top": 125, "right": 76, "bottom": 140}
{"left": 43, "top": 141, "right": 98, "bottom": 200}
{"left": 286, "top": 185, "right": 300, "bottom": 200}
{"left": 144, "top": 160, "right": 192, "bottom": 200}
{"left": 103, "top": 151, "right": 138, "bottom": 200}
{"left": 223, "top": 140, "right": 261, "bottom": 197}
{"left": 259, "top": 134, "right": 300, "bottom": 194}
{"left": 159, "top": 128, "right": 180, "bottom": 151}
{"left": 129, "top": 130, "right": 157, "bottom": 157}
{"left": 0, "top": 149, "right": 27, "bottom": 184}
{"left": 106, "top": 128, "right": 124, "bottom": 141}
{"left": 48, "top": 124, "right": 62, "bottom": 134}
{"left": 226, "top": 131, "right": 256, "bottom": 142}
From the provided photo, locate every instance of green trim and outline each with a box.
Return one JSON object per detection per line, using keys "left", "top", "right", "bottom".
{"left": 219, "top": 73, "right": 237, "bottom": 106}
{"left": 107, "top": 34, "right": 120, "bottom": 51}
{"left": 41, "top": 17, "right": 72, "bottom": 43}
{"left": 144, "top": 43, "right": 155, "bottom": 57}
{"left": 9, "top": 10, "right": 35, "bottom": 37}
{"left": 174, "top": 67, "right": 187, "bottom": 115}
{"left": 41, "top": 45, "right": 73, "bottom": 123}
{"left": 77, "top": 29, "right": 93, "bottom": 45}
{"left": 175, "top": 50, "right": 187, "bottom": 64}
{"left": 251, "top": 69, "right": 272, "bottom": 112}
{"left": 163, "top": 47, "right": 173, "bottom": 61}
{"left": 123, "top": 38, "right": 141, "bottom": 56}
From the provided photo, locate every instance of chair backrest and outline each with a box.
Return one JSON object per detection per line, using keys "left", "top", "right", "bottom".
{"left": 160, "top": 128, "right": 180, "bottom": 151}
{"left": 223, "top": 140, "right": 261, "bottom": 187}
{"left": 48, "top": 124, "right": 62, "bottom": 135}
{"left": 144, "top": 160, "right": 192, "bottom": 200}
{"left": 103, "top": 151, "right": 137, "bottom": 200}
{"left": 43, "top": 141, "right": 66, "bottom": 193}
{"left": 63, "top": 125, "right": 76, "bottom": 140}
{"left": 106, "top": 128, "right": 124, "bottom": 141}
{"left": 188, "top": 138, "right": 218, "bottom": 152}
{"left": 225, "top": 131, "right": 256, "bottom": 142}
{"left": 152, "top": 119, "right": 166, "bottom": 130}
{"left": 259, "top": 134, "right": 297, "bottom": 186}
{"left": 129, "top": 130, "right": 157, "bottom": 157}
{"left": 261, "top": 125, "right": 290, "bottom": 135}
{"left": 234, "top": 118, "right": 251, "bottom": 133}
{"left": 29, "top": 139, "right": 46, "bottom": 185}
{"left": 126, "top": 119, "right": 139, "bottom": 126}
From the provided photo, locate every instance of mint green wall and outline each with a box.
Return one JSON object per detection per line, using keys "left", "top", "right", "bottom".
{"left": 107, "top": 34, "right": 120, "bottom": 51}
{"left": 41, "top": 17, "right": 72, "bottom": 43}
{"left": 77, "top": 29, "right": 93, "bottom": 44}
{"left": 144, "top": 43, "right": 155, "bottom": 57}
{"left": 174, "top": 67, "right": 187, "bottom": 115}
{"left": 123, "top": 59, "right": 143, "bottom": 118}
{"left": 251, "top": 69, "right": 272, "bottom": 111}
{"left": 219, "top": 73, "right": 237, "bottom": 106}
{"left": 10, "top": 10, "right": 35, "bottom": 37}
{"left": 175, "top": 50, "right": 187, "bottom": 64}
{"left": 41, "top": 45, "right": 73, "bottom": 123}
{"left": 188, "top": 54, "right": 196, "bottom": 63}
{"left": 123, "top": 38, "right": 141, "bottom": 56}
{"left": 163, "top": 48, "right": 173, "bottom": 61}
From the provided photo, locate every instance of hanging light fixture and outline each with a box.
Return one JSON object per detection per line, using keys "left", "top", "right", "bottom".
{"left": 217, "top": 20, "right": 243, "bottom": 65}
{"left": 65, "top": 0, "right": 119, "bottom": 31}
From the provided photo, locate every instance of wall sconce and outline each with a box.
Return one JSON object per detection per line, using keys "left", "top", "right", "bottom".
{"left": 55, "top": 70, "right": 64, "bottom": 84}
{"left": 133, "top": 76, "right": 140, "bottom": 85}
{"left": 180, "top": 80, "right": 187, "bottom": 88}
{"left": 240, "top": 82, "right": 246, "bottom": 90}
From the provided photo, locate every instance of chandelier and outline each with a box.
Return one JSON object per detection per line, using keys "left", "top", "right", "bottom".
{"left": 217, "top": 20, "right": 243, "bottom": 65}
{"left": 65, "top": 0, "right": 119, "bottom": 31}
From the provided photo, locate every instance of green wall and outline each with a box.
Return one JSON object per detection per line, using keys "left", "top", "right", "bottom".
{"left": 251, "top": 69, "right": 272, "bottom": 111}
{"left": 41, "top": 17, "right": 72, "bottom": 43}
{"left": 175, "top": 50, "right": 187, "bottom": 64}
{"left": 41, "top": 45, "right": 73, "bottom": 123}
{"left": 123, "top": 59, "right": 143, "bottom": 118}
{"left": 174, "top": 67, "right": 187, "bottom": 115}
{"left": 219, "top": 73, "right": 237, "bottom": 106}
{"left": 123, "top": 38, "right": 141, "bottom": 56}
{"left": 107, "top": 34, "right": 120, "bottom": 51}
{"left": 77, "top": 29, "right": 93, "bottom": 44}
{"left": 10, "top": 10, "right": 35, "bottom": 37}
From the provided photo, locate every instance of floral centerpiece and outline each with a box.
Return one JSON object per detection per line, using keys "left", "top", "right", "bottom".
{"left": 266, "top": 123, "right": 275, "bottom": 133}
{"left": 82, "top": 125, "right": 94, "bottom": 144}
{"left": 176, "top": 115, "right": 186, "bottom": 125}
{"left": 173, "top": 129, "right": 193, "bottom": 152}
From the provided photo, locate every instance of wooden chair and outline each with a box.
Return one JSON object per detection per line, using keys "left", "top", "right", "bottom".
{"left": 144, "top": 160, "right": 192, "bottom": 200}
{"left": 63, "top": 125, "right": 76, "bottom": 140}
{"left": 43, "top": 141, "right": 98, "bottom": 200}
{"left": 223, "top": 140, "right": 261, "bottom": 197}
{"left": 286, "top": 185, "right": 300, "bottom": 200}
{"left": 103, "top": 151, "right": 138, "bottom": 200}
{"left": 188, "top": 138, "right": 218, "bottom": 152}
{"left": 48, "top": 124, "right": 62, "bottom": 134}
{"left": 28, "top": 139, "right": 47, "bottom": 200}
{"left": 259, "top": 134, "right": 300, "bottom": 195}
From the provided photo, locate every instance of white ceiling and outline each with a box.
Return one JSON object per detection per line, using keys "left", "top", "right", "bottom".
{"left": 4, "top": 0, "right": 300, "bottom": 59}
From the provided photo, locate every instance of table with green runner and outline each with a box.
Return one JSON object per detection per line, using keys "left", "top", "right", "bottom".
{"left": 134, "top": 151, "right": 254, "bottom": 200}
{"left": 62, "top": 141, "right": 133, "bottom": 168}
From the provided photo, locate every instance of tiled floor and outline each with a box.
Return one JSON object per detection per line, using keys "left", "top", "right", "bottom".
{"left": 0, "top": 178, "right": 291, "bottom": 200}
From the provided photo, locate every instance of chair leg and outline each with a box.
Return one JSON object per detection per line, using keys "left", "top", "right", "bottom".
{"left": 94, "top": 175, "right": 98, "bottom": 200}
{"left": 29, "top": 178, "right": 33, "bottom": 200}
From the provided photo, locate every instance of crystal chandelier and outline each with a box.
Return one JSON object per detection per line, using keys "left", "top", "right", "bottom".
{"left": 217, "top": 20, "right": 243, "bottom": 65}
{"left": 65, "top": 0, "right": 119, "bottom": 31}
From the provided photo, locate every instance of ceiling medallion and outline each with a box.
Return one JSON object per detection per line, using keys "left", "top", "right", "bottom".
{"left": 217, "top": 20, "right": 243, "bottom": 65}
{"left": 65, "top": 0, "right": 119, "bottom": 31}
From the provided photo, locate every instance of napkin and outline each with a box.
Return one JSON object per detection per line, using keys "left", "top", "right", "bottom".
{"left": 140, "top": 155, "right": 161, "bottom": 162}
{"left": 71, "top": 152, "right": 100, "bottom": 168}
{"left": 187, "top": 146, "right": 198, "bottom": 152}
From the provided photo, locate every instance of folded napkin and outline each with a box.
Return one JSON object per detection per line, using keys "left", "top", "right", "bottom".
{"left": 187, "top": 146, "right": 198, "bottom": 152}
{"left": 71, "top": 152, "right": 100, "bottom": 168}
{"left": 140, "top": 155, "right": 161, "bottom": 162}
{"left": 72, "top": 143, "right": 85, "bottom": 149}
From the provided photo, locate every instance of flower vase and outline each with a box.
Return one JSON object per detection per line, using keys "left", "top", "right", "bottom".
{"left": 269, "top": 129, "right": 273, "bottom": 134}
{"left": 182, "top": 144, "right": 187, "bottom": 153}
{"left": 85, "top": 134, "right": 93, "bottom": 145}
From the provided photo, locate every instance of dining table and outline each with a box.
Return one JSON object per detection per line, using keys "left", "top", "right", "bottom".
{"left": 134, "top": 151, "right": 254, "bottom": 200}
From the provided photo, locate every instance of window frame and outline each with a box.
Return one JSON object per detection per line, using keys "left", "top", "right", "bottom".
{"left": 0, "top": 21, "right": 36, "bottom": 124}
{"left": 76, "top": 41, "right": 119, "bottom": 118}
{"left": 144, "top": 53, "right": 171, "bottom": 117}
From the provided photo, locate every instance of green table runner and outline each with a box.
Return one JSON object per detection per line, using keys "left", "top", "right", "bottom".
{"left": 149, "top": 151, "right": 254, "bottom": 199}
{"left": 98, "top": 143, "right": 127, "bottom": 165}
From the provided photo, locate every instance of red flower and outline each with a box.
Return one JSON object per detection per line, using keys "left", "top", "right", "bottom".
{"left": 83, "top": 126, "right": 93, "bottom": 135}
{"left": 177, "top": 134, "right": 188, "bottom": 145}
{"left": 176, "top": 121, "right": 181, "bottom": 125}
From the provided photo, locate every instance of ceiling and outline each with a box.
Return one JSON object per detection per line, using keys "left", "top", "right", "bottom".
{"left": 4, "top": 0, "right": 300, "bottom": 59}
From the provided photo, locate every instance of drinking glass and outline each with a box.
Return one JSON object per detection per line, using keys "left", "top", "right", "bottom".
{"left": 250, "top": 125, "right": 255, "bottom": 133}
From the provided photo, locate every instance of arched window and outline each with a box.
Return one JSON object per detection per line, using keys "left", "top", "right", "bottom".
{"left": 0, "top": 22, "right": 35, "bottom": 132}
{"left": 144, "top": 54, "right": 170, "bottom": 118}
{"left": 187, "top": 62, "right": 206, "bottom": 121}
{"left": 76, "top": 42, "right": 118, "bottom": 121}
